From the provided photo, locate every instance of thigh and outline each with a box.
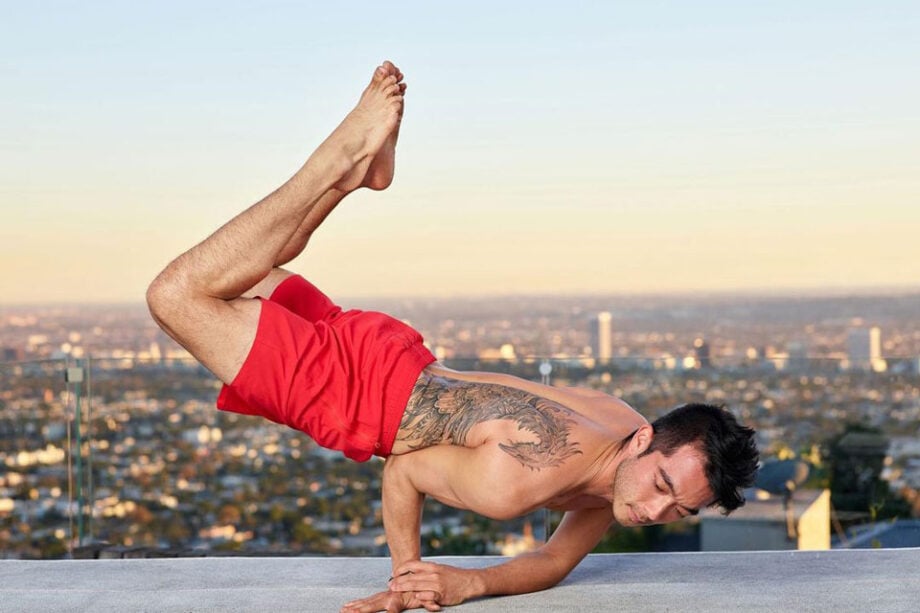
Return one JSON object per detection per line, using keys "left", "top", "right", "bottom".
{"left": 242, "top": 268, "right": 294, "bottom": 300}
{"left": 164, "top": 295, "right": 262, "bottom": 385}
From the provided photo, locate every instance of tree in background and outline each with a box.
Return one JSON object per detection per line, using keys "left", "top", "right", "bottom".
{"left": 827, "top": 423, "right": 910, "bottom": 526}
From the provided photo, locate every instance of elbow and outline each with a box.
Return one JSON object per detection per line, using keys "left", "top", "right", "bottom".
{"left": 145, "top": 266, "right": 189, "bottom": 332}
{"left": 145, "top": 274, "right": 173, "bottom": 325}
{"left": 382, "top": 455, "right": 418, "bottom": 492}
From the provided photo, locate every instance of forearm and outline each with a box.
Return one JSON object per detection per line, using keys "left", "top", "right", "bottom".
{"left": 388, "top": 548, "right": 573, "bottom": 606}
{"left": 468, "top": 508, "right": 611, "bottom": 598}
{"left": 474, "top": 549, "right": 571, "bottom": 597}
{"left": 382, "top": 456, "right": 425, "bottom": 571}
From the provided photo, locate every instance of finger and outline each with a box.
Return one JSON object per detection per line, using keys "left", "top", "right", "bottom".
{"left": 340, "top": 602, "right": 376, "bottom": 613}
{"left": 341, "top": 592, "right": 388, "bottom": 612}
{"left": 415, "top": 590, "right": 442, "bottom": 602}
{"left": 395, "top": 560, "right": 436, "bottom": 575}
{"left": 343, "top": 592, "right": 387, "bottom": 605}
{"left": 390, "top": 576, "right": 438, "bottom": 593}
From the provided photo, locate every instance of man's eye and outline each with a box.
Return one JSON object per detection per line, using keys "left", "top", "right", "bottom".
{"left": 656, "top": 483, "right": 666, "bottom": 492}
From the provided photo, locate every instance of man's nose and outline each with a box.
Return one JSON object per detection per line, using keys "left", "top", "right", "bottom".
{"left": 648, "top": 496, "right": 671, "bottom": 521}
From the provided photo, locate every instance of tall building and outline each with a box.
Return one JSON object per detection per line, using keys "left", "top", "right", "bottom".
{"left": 591, "top": 311, "right": 613, "bottom": 363}
{"left": 847, "top": 326, "right": 882, "bottom": 371}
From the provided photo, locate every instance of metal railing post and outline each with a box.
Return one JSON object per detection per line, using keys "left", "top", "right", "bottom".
{"left": 65, "top": 363, "right": 85, "bottom": 547}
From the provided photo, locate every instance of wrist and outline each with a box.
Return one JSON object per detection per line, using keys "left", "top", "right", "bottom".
{"left": 464, "top": 568, "right": 488, "bottom": 599}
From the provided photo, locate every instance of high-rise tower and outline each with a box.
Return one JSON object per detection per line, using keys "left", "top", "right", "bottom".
{"left": 591, "top": 311, "right": 613, "bottom": 364}
{"left": 847, "top": 326, "right": 882, "bottom": 371}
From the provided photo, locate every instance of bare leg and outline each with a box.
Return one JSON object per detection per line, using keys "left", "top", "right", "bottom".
{"left": 271, "top": 62, "right": 406, "bottom": 269}
{"left": 147, "top": 62, "right": 405, "bottom": 384}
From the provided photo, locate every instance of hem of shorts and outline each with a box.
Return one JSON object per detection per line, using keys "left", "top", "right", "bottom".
{"left": 377, "top": 345, "right": 436, "bottom": 458}
{"left": 216, "top": 297, "right": 271, "bottom": 413}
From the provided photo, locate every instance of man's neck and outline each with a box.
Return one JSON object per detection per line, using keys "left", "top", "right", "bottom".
{"left": 579, "top": 439, "right": 628, "bottom": 501}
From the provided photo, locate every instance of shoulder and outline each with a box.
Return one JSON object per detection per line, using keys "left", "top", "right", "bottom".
{"left": 557, "top": 387, "right": 647, "bottom": 432}
{"left": 419, "top": 365, "right": 647, "bottom": 438}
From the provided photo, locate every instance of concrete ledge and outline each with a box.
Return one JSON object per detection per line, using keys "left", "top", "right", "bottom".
{"left": 2, "top": 549, "right": 919, "bottom": 612}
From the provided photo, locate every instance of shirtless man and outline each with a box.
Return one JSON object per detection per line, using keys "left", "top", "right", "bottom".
{"left": 146, "top": 61, "right": 759, "bottom": 613}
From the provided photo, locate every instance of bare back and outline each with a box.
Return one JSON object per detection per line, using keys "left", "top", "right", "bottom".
{"left": 391, "top": 363, "right": 647, "bottom": 513}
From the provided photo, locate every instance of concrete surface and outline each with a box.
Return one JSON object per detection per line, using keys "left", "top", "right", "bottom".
{"left": 2, "top": 549, "right": 918, "bottom": 612}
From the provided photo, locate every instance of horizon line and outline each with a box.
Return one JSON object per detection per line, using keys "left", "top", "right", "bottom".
{"left": 2, "top": 283, "right": 920, "bottom": 308}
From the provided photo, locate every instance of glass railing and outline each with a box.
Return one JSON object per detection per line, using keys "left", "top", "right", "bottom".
{"left": 1, "top": 354, "right": 917, "bottom": 558}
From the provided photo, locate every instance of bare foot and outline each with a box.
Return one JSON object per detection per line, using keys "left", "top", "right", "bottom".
{"left": 308, "top": 63, "right": 404, "bottom": 193}
{"left": 361, "top": 61, "right": 406, "bottom": 190}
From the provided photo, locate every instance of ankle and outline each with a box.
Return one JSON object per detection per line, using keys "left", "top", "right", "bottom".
{"left": 296, "top": 154, "right": 350, "bottom": 196}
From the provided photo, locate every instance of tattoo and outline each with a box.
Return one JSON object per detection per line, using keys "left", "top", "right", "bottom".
{"left": 397, "top": 373, "right": 582, "bottom": 470}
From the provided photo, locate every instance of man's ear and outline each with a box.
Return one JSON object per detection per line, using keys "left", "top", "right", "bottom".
{"left": 631, "top": 424, "right": 654, "bottom": 455}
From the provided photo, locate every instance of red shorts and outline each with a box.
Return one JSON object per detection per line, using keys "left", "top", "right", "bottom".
{"left": 216, "top": 275, "right": 435, "bottom": 461}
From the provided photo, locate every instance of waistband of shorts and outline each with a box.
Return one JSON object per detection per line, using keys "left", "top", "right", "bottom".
{"left": 377, "top": 344, "right": 437, "bottom": 457}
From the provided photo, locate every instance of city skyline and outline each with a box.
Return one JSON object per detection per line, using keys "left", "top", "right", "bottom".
{"left": 3, "top": 2, "right": 919, "bottom": 303}
{"left": 3, "top": 290, "right": 919, "bottom": 560}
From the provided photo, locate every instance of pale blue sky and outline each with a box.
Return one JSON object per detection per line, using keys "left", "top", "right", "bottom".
{"left": 2, "top": 1, "right": 918, "bottom": 302}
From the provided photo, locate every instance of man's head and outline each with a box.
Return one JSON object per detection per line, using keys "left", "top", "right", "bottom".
{"left": 645, "top": 403, "right": 759, "bottom": 512}
{"left": 611, "top": 403, "right": 758, "bottom": 526}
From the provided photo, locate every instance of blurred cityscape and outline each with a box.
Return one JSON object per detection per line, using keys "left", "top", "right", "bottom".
{"left": 1, "top": 290, "right": 919, "bottom": 559}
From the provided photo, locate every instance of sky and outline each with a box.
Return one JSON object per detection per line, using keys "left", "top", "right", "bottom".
{"left": 2, "top": 1, "right": 918, "bottom": 303}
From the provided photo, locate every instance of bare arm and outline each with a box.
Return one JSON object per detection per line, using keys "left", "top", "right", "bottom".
{"left": 381, "top": 445, "right": 536, "bottom": 570}
{"left": 390, "top": 506, "right": 614, "bottom": 603}
{"left": 345, "top": 417, "right": 598, "bottom": 612}
{"left": 344, "top": 445, "right": 611, "bottom": 612}
{"left": 382, "top": 445, "right": 612, "bottom": 604}
{"left": 341, "top": 451, "right": 453, "bottom": 613}
{"left": 382, "top": 454, "right": 425, "bottom": 571}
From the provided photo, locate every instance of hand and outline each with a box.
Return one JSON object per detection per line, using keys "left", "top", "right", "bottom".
{"left": 340, "top": 589, "right": 442, "bottom": 613}
{"left": 387, "top": 561, "right": 482, "bottom": 607}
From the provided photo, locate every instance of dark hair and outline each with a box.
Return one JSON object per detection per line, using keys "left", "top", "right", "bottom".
{"left": 643, "top": 403, "right": 759, "bottom": 514}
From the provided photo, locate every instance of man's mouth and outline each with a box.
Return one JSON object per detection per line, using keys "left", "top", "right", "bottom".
{"left": 628, "top": 506, "right": 641, "bottom": 525}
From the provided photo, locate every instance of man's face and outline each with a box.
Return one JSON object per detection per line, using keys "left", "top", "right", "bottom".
{"left": 611, "top": 441, "right": 714, "bottom": 527}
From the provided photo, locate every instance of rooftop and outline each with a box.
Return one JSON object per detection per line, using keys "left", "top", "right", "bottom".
{"left": 3, "top": 549, "right": 919, "bottom": 612}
